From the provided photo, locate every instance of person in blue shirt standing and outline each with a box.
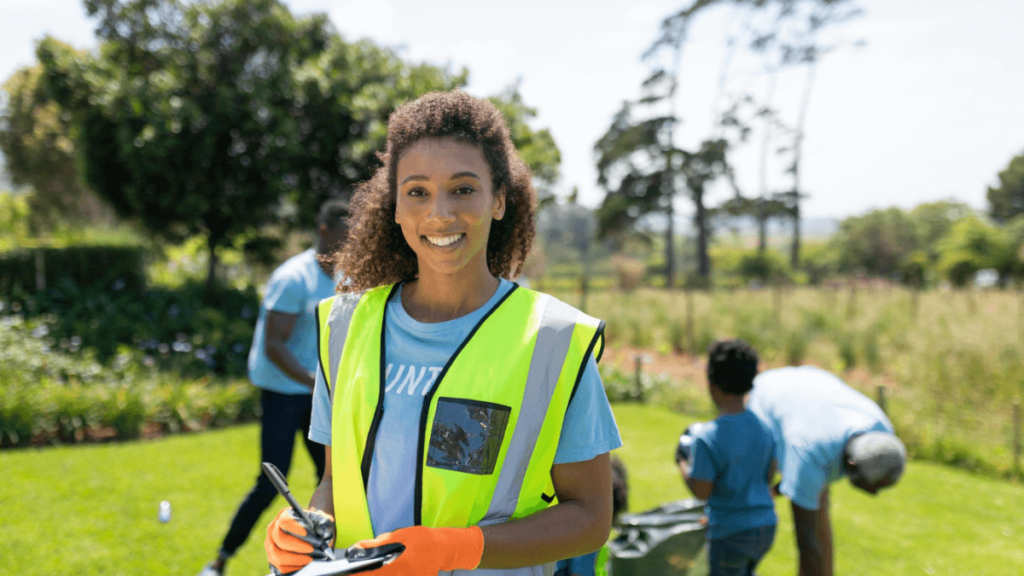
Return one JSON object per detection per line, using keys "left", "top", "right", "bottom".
{"left": 747, "top": 364, "right": 905, "bottom": 576}
{"left": 197, "top": 198, "right": 350, "bottom": 576}
{"left": 678, "top": 339, "right": 777, "bottom": 576}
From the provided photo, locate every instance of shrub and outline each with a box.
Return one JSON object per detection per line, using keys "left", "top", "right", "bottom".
{"left": 0, "top": 318, "right": 260, "bottom": 447}
{"left": 0, "top": 244, "right": 146, "bottom": 295}
{"left": 837, "top": 334, "right": 857, "bottom": 371}
{"left": 785, "top": 329, "right": 809, "bottom": 366}
{"left": 611, "top": 256, "right": 645, "bottom": 293}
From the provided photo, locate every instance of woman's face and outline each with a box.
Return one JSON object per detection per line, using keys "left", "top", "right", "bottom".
{"left": 394, "top": 137, "right": 505, "bottom": 280}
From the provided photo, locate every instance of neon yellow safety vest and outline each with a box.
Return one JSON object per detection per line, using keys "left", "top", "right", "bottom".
{"left": 315, "top": 283, "right": 605, "bottom": 553}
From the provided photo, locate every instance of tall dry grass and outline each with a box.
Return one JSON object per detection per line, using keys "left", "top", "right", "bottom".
{"left": 554, "top": 284, "right": 1024, "bottom": 478}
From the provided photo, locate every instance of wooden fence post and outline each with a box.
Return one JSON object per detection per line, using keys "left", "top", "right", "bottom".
{"left": 634, "top": 354, "right": 643, "bottom": 400}
{"left": 876, "top": 385, "right": 887, "bottom": 414}
{"left": 1014, "top": 398, "right": 1022, "bottom": 480}
{"left": 34, "top": 249, "right": 45, "bottom": 292}
{"left": 847, "top": 280, "right": 857, "bottom": 320}
{"left": 685, "top": 289, "right": 695, "bottom": 353}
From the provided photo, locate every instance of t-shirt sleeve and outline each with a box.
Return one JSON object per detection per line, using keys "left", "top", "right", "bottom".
{"left": 553, "top": 354, "right": 623, "bottom": 465}
{"left": 689, "top": 436, "right": 717, "bottom": 482}
{"left": 781, "top": 445, "right": 827, "bottom": 510}
{"left": 308, "top": 367, "right": 332, "bottom": 445}
{"left": 263, "top": 268, "right": 306, "bottom": 314}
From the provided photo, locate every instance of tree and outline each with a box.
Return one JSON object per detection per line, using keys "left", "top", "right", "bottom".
{"left": 833, "top": 207, "right": 919, "bottom": 277}
{"left": 489, "top": 82, "right": 562, "bottom": 209}
{"left": 0, "top": 54, "right": 113, "bottom": 231}
{"left": 936, "top": 214, "right": 1013, "bottom": 287}
{"left": 281, "top": 36, "right": 466, "bottom": 228}
{"left": 595, "top": 72, "right": 734, "bottom": 287}
{"left": 988, "top": 151, "right": 1024, "bottom": 223}
{"left": 40, "top": 0, "right": 337, "bottom": 295}
{"left": 909, "top": 200, "right": 972, "bottom": 263}
{"left": 654, "top": 0, "right": 862, "bottom": 267}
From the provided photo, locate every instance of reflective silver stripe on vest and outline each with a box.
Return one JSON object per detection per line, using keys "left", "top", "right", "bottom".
{"left": 481, "top": 294, "right": 579, "bottom": 525}
{"left": 325, "top": 293, "right": 363, "bottom": 398}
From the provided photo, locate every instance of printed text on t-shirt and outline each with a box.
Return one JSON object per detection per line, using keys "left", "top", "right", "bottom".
{"left": 384, "top": 363, "right": 444, "bottom": 396}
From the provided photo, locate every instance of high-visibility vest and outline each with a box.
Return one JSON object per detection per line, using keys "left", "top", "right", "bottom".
{"left": 316, "top": 283, "right": 604, "bottom": 565}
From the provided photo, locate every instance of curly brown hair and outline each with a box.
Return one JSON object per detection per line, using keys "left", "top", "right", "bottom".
{"left": 329, "top": 90, "right": 537, "bottom": 293}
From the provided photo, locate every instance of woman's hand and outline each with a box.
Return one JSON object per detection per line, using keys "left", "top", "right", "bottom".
{"left": 352, "top": 525, "right": 484, "bottom": 575}
{"left": 264, "top": 508, "right": 336, "bottom": 574}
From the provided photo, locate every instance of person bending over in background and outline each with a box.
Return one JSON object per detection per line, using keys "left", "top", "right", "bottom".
{"left": 197, "top": 199, "right": 349, "bottom": 576}
{"left": 264, "top": 90, "right": 622, "bottom": 576}
{"left": 678, "top": 339, "right": 777, "bottom": 576}
{"left": 747, "top": 363, "right": 906, "bottom": 576}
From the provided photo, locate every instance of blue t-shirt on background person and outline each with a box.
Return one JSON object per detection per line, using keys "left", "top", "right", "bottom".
{"left": 309, "top": 279, "right": 622, "bottom": 535}
{"left": 689, "top": 410, "right": 777, "bottom": 540}
{"left": 248, "top": 248, "right": 338, "bottom": 395}
{"left": 747, "top": 366, "right": 894, "bottom": 510}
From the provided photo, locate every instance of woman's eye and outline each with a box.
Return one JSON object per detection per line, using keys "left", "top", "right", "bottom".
{"left": 455, "top": 185, "right": 475, "bottom": 195}
{"left": 407, "top": 187, "right": 426, "bottom": 197}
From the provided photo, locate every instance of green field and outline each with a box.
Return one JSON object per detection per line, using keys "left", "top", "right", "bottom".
{"left": 3, "top": 403, "right": 1023, "bottom": 575}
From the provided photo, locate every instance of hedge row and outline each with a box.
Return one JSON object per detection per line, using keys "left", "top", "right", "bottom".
{"left": 0, "top": 315, "right": 259, "bottom": 448}
{"left": 0, "top": 244, "right": 146, "bottom": 295}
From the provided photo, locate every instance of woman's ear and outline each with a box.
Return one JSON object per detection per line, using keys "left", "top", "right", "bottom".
{"left": 493, "top": 186, "right": 506, "bottom": 221}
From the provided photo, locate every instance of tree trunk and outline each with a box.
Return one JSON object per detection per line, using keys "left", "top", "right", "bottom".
{"left": 205, "top": 235, "right": 219, "bottom": 300}
{"left": 665, "top": 198, "right": 676, "bottom": 289}
{"left": 790, "top": 62, "right": 817, "bottom": 270}
{"left": 695, "top": 184, "right": 710, "bottom": 280}
{"left": 757, "top": 201, "right": 768, "bottom": 254}
{"left": 791, "top": 201, "right": 801, "bottom": 269}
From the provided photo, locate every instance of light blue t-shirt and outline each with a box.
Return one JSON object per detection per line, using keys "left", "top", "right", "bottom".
{"left": 689, "top": 410, "right": 777, "bottom": 540}
{"left": 555, "top": 550, "right": 598, "bottom": 576}
{"left": 747, "top": 366, "right": 894, "bottom": 510}
{"left": 248, "top": 249, "right": 338, "bottom": 395}
{"left": 309, "top": 279, "right": 621, "bottom": 535}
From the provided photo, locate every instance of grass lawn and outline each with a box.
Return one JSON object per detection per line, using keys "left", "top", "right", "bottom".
{"left": 3, "top": 403, "right": 1024, "bottom": 575}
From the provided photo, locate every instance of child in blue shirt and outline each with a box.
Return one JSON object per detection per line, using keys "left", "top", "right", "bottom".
{"left": 678, "top": 339, "right": 777, "bottom": 576}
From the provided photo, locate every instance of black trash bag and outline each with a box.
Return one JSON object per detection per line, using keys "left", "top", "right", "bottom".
{"left": 607, "top": 499, "right": 708, "bottom": 576}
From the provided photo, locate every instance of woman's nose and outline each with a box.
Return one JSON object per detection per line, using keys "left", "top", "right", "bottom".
{"left": 426, "top": 192, "right": 456, "bottom": 223}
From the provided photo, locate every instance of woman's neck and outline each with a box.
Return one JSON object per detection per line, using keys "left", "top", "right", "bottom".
{"left": 401, "top": 264, "right": 500, "bottom": 323}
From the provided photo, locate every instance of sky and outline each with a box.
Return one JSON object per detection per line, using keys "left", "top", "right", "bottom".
{"left": 2, "top": 0, "right": 1023, "bottom": 220}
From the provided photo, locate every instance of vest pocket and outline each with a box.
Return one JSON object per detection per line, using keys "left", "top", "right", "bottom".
{"left": 427, "top": 397, "right": 511, "bottom": 475}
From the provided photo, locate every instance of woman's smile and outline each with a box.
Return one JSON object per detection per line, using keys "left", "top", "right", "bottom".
{"left": 424, "top": 233, "right": 465, "bottom": 248}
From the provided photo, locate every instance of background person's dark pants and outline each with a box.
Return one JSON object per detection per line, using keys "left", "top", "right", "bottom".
{"left": 220, "top": 389, "right": 327, "bottom": 557}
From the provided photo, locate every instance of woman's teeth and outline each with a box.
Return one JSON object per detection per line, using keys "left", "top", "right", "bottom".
{"left": 427, "top": 234, "right": 463, "bottom": 247}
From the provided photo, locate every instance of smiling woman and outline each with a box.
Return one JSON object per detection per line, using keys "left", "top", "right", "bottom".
{"left": 331, "top": 91, "right": 535, "bottom": 295}
{"left": 262, "top": 91, "right": 623, "bottom": 576}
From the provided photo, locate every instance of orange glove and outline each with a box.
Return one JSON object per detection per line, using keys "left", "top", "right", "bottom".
{"left": 353, "top": 525, "right": 484, "bottom": 575}
{"left": 265, "top": 508, "right": 335, "bottom": 574}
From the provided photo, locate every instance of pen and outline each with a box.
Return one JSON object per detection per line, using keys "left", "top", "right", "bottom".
{"left": 261, "top": 461, "right": 324, "bottom": 540}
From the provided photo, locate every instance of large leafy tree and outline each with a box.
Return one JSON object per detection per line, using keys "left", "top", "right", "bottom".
{"left": 0, "top": 53, "right": 113, "bottom": 231}
{"left": 936, "top": 214, "right": 1012, "bottom": 287}
{"left": 282, "top": 37, "right": 466, "bottom": 227}
{"left": 909, "top": 200, "right": 972, "bottom": 263}
{"left": 988, "top": 151, "right": 1024, "bottom": 223}
{"left": 39, "top": 0, "right": 337, "bottom": 294}
{"left": 832, "top": 207, "right": 920, "bottom": 276}
{"left": 38, "top": 0, "right": 560, "bottom": 296}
